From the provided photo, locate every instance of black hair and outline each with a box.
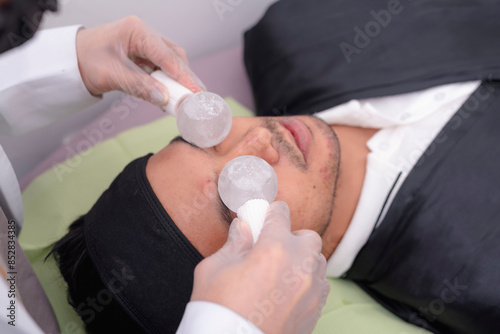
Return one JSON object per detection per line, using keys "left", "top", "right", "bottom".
{"left": 47, "top": 216, "right": 146, "bottom": 334}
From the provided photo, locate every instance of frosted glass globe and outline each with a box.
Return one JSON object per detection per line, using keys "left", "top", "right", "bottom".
{"left": 176, "top": 92, "right": 232, "bottom": 148}
{"left": 218, "top": 155, "right": 278, "bottom": 212}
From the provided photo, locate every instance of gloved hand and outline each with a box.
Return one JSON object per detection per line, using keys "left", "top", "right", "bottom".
{"left": 191, "top": 201, "right": 330, "bottom": 334}
{"left": 75, "top": 16, "right": 205, "bottom": 107}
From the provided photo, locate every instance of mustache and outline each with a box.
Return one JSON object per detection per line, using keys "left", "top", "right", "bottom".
{"left": 262, "top": 118, "right": 308, "bottom": 171}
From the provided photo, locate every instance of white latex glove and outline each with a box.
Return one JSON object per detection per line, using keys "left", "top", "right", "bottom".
{"left": 75, "top": 16, "right": 205, "bottom": 106}
{"left": 191, "top": 201, "right": 330, "bottom": 334}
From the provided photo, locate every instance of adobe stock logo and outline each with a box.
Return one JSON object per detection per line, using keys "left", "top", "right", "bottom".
{"left": 339, "top": 0, "right": 405, "bottom": 64}
{"left": 409, "top": 276, "right": 468, "bottom": 330}
{"left": 213, "top": 0, "right": 244, "bottom": 21}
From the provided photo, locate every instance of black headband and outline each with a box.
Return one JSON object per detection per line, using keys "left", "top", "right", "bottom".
{"left": 84, "top": 154, "right": 203, "bottom": 333}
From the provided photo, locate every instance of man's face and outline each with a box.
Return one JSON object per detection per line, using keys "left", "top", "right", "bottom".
{"left": 146, "top": 116, "right": 340, "bottom": 257}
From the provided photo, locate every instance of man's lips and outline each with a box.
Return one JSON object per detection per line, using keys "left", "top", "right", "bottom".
{"left": 279, "top": 118, "right": 311, "bottom": 162}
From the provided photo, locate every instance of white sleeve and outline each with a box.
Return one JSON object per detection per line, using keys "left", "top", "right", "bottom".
{"left": 0, "top": 25, "right": 101, "bottom": 135}
{"left": 176, "top": 301, "right": 264, "bottom": 334}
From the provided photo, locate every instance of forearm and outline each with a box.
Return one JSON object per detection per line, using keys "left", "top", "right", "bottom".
{"left": 0, "top": 25, "right": 100, "bottom": 135}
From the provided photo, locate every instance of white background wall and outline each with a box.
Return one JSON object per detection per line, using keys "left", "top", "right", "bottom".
{"left": 1, "top": 0, "right": 277, "bottom": 181}
{"left": 42, "top": 0, "right": 276, "bottom": 60}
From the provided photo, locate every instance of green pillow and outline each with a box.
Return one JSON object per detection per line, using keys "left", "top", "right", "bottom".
{"left": 19, "top": 98, "right": 429, "bottom": 333}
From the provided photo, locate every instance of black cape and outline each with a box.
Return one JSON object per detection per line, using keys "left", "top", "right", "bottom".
{"left": 244, "top": 1, "right": 500, "bottom": 333}
{"left": 244, "top": 0, "right": 500, "bottom": 116}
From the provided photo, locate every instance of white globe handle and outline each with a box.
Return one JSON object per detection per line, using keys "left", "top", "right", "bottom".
{"left": 151, "top": 70, "right": 193, "bottom": 116}
{"left": 237, "top": 199, "right": 270, "bottom": 244}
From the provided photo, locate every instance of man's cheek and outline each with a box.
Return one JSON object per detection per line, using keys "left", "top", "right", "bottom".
{"left": 289, "top": 210, "right": 306, "bottom": 232}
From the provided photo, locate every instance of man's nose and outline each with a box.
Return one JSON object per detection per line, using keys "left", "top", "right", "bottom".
{"left": 228, "top": 127, "right": 279, "bottom": 166}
